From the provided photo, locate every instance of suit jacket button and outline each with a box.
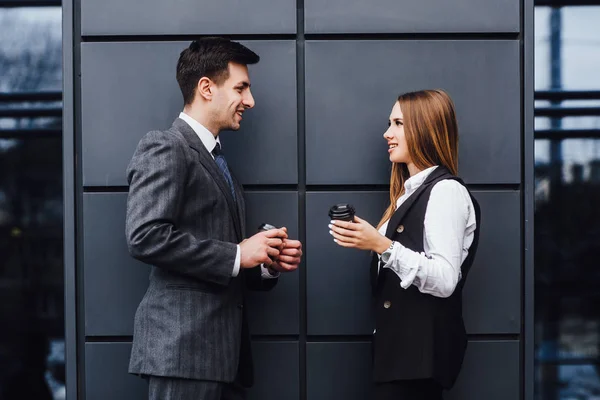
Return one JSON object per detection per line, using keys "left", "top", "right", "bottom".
{"left": 383, "top": 301, "right": 391, "bottom": 309}
{"left": 238, "top": 304, "right": 244, "bottom": 309}
{"left": 396, "top": 225, "right": 404, "bottom": 233}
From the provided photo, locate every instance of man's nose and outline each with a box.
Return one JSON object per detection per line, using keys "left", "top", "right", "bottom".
{"left": 244, "top": 90, "right": 255, "bottom": 109}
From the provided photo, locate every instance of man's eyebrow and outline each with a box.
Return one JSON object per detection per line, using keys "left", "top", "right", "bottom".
{"left": 236, "top": 81, "right": 251, "bottom": 88}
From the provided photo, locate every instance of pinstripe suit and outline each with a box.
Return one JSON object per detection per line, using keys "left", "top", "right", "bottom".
{"left": 125, "top": 118, "right": 275, "bottom": 398}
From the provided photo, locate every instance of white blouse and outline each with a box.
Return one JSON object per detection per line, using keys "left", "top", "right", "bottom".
{"left": 378, "top": 166, "right": 477, "bottom": 298}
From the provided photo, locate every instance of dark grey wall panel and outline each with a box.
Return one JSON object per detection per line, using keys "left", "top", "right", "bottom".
{"left": 306, "top": 192, "right": 389, "bottom": 335}
{"left": 465, "top": 191, "right": 521, "bottom": 334}
{"left": 305, "top": 40, "right": 520, "bottom": 185}
{"left": 245, "top": 192, "right": 299, "bottom": 335}
{"left": 307, "top": 341, "right": 519, "bottom": 400}
{"left": 447, "top": 340, "right": 520, "bottom": 400}
{"left": 307, "top": 190, "right": 520, "bottom": 335}
{"left": 83, "top": 193, "right": 149, "bottom": 336}
{"left": 86, "top": 342, "right": 297, "bottom": 400}
{"left": 81, "top": 0, "right": 296, "bottom": 35}
{"left": 305, "top": 0, "right": 519, "bottom": 33}
{"left": 306, "top": 342, "right": 372, "bottom": 400}
{"left": 83, "top": 190, "right": 520, "bottom": 337}
{"left": 84, "top": 191, "right": 301, "bottom": 336}
{"left": 248, "top": 342, "right": 299, "bottom": 400}
{"left": 220, "top": 41, "right": 298, "bottom": 185}
{"left": 81, "top": 41, "right": 297, "bottom": 186}
{"left": 85, "top": 343, "right": 147, "bottom": 400}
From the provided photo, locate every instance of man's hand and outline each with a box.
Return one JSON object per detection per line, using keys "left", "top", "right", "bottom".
{"left": 240, "top": 228, "right": 288, "bottom": 268}
{"left": 270, "top": 238, "right": 302, "bottom": 273}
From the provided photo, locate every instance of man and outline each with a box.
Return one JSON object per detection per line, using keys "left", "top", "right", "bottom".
{"left": 125, "top": 37, "right": 302, "bottom": 400}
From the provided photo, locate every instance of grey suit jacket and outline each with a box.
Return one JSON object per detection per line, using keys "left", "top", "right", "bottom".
{"left": 125, "top": 118, "right": 274, "bottom": 384}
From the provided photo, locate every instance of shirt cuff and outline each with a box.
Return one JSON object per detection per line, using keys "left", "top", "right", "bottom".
{"left": 261, "top": 264, "right": 280, "bottom": 279}
{"left": 381, "top": 241, "right": 421, "bottom": 289}
{"left": 232, "top": 245, "right": 241, "bottom": 277}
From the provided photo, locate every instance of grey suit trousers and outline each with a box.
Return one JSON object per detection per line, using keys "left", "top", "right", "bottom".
{"left": 148, "top": 376, "right": 246, "bottom": 400}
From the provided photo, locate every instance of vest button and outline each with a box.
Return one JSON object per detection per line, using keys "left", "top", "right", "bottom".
{"left": 396, "top": 225, "right": 404, "bottom": 233}
{"left": 383, "top": 301, "right": 391, "bottom": 309}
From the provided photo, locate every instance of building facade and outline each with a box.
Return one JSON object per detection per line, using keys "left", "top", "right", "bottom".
{"left": 61, "top": 0, "right": 533, "bottom": 398}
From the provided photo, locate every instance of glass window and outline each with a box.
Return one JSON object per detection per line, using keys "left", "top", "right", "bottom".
{"left": 0, "top": 6, "right": 64, "bottom": 400}
{"left": 535, "top": 7, "right": 552, "bottom": 91}
{"left": 562, "top": 7, "right": 600, "bottom": 90}
{"left": 535, "top": 4, "right": 600, "bottom": 400}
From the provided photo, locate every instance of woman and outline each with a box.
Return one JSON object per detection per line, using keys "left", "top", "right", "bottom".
{"left": 329, "top": 89, "right": 481, "bottom": 400}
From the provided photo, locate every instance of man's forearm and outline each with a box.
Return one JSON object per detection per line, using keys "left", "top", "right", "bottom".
{"left": 127, "top": 221, "right": 237, "bottom": 286}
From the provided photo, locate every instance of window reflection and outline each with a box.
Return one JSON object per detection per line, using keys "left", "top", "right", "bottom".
{"left": 0, "top": 6, "right": 64, "bottom": 400}
{"left": 535, "top": 5, "right": 600, "bottom": 400}
{"left": 535, "top": 139, "right": 600, "bottom": 398}
{"left": 0, "top": 135, "right": 64, "bottom": 400}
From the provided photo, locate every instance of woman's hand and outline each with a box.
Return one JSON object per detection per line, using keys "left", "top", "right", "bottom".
{"left": 329, "top": 216, "right": 392, "bottom": 254}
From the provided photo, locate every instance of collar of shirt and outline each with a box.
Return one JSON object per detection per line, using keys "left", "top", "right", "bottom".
{"left": 179, "top": 112, "right": 221, "bottom": 157}
{"left": 396, "top": 165, "right": 439, "bottom": 207}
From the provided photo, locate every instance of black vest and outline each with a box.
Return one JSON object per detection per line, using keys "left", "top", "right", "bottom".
{"left": 370, "top": 166, "right": 481, "bottom": 389}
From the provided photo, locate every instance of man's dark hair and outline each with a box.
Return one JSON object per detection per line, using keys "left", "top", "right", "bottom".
{"left": 176, "top": 37, "right": 260, "bottom": 105}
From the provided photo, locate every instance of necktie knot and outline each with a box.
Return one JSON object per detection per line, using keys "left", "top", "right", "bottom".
{"left": 212, "top": 142, "right": 222, "bottom": 156}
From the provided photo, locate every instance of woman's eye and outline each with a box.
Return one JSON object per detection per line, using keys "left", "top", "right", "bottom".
{"left": 395, "top": 121, "right": 403, "bottom": 126}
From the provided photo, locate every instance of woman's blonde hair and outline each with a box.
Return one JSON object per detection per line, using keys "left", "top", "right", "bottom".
{"left": 377, "top": 89, "right": 459, "bottom": 229}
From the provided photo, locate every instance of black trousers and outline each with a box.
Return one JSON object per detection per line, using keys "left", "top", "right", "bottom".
{"left": 147, "top": 376, "right": 246, "bottom": 400}
{"left": 373, "top": 379, "right": 444, "bottom": 400}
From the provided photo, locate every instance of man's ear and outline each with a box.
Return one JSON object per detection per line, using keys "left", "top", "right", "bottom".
{"left": 197, "top": 77, "right": 213, "bottom": 101}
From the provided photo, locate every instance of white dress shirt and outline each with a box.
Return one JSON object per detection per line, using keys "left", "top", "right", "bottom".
{"left": 378, "top": 165, "right": 476, "bottom": 298}
{"left": 179, "top": 112, "right": 278, "bottom": 279}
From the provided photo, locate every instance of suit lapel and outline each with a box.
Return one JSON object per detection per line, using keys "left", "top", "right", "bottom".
{"left": 384, "top": 166, "right": 450, "bottom": 239}
{"left": 173, "top": 118, "right": 243, "bottom": 242}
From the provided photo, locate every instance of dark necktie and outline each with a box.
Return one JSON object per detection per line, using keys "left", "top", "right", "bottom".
{"left": 212, "top": 142, "right": 236, "bottom": 200}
